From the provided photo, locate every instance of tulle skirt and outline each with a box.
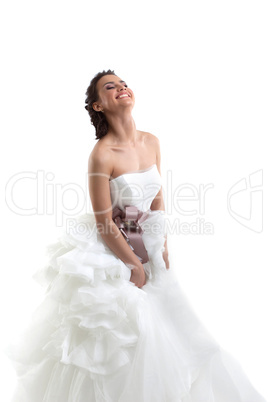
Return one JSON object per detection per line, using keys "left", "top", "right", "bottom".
{"left": 7, "top": 212, "right": 266, "bottom": 401}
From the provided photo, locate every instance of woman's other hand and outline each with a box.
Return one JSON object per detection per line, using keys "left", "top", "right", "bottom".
{"left": 163, "top": 236, "right": 169, "bottom": 269}
{"left": 163, "top": 249, "right": 170, "bottom": 270}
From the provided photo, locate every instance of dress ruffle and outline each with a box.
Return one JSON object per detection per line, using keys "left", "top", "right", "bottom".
{"left": 7, "top": 211, "right": 266, "bottom": 401}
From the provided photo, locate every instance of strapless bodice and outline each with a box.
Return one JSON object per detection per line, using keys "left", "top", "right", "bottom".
{"left": 109, "top": 164, "right": 162, "bottom": 212}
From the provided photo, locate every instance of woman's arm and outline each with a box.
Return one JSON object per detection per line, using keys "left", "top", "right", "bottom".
{"left": 88, "top": 152, "right": 146, "bottom": 287}
{"left": 150, "top": 136, "right": 170, "bottom": 269}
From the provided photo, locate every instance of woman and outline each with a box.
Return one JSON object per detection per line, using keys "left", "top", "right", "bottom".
{"left": 86, "top": 69, "right": 169, "bottom": 288}
{"left": 8, "top": 69, "right": 266, "bottom": 401}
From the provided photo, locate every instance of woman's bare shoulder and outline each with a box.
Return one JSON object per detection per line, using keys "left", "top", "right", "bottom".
{"left": 138, "top": 131, "right": 160, "bottom": 154}
{"left": 88, "top": 140, "right": 113, "bottom": 174}
{"left": 139, "top": 130, "right": 159, "bottom": 144}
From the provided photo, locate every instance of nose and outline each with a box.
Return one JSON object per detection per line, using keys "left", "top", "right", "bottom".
{"left": 118, "top": 83, "right": 126, "bottom": 91}
{"left": 116, "top": 82, "right": 128, "bottom": 98}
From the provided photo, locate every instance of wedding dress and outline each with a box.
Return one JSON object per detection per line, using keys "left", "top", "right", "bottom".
{"left": 7, "top": 163, "right": 266, "bottom": 401}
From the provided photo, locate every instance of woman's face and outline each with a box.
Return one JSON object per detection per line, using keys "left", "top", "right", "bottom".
{"left": 93, "top": 74, "right": 135, "bottom": 114}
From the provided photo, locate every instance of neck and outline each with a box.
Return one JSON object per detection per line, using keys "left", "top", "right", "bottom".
{"left": 105, "top": 110, "right": 137, "bottom": 145}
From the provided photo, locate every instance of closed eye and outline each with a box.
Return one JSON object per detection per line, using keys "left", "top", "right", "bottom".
{"left": 106, "top": 83, "right": 128, "bottom": 90}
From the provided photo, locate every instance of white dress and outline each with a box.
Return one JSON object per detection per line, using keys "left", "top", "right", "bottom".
{"left": 8, "top": 164, "right": 266, "bottom": 401}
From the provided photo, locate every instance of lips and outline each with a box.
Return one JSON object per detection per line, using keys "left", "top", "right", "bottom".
{"left": 116, "top": 92, "right": 130, "bottom": 99}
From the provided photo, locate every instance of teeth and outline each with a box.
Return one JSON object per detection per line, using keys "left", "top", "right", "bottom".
{"left": 118, "top": 94, "right": 129, "bottom": 99}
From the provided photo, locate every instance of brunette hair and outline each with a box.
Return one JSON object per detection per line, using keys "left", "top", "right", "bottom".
{"left": 85, "top": 69, "right": 116, "bottom": 140}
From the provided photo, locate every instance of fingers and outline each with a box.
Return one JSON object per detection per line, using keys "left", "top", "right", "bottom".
{"left": 130, "top": 269, "right": 146, "bottom": 288}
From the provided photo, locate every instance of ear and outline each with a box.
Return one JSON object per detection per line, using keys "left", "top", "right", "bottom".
{"left": 92, "top": 102, "right": 103, "bottom": 112}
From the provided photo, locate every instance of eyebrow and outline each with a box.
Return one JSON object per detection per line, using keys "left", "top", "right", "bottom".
{"left": 103, "top": 80, "right": 126, "bottom": 87}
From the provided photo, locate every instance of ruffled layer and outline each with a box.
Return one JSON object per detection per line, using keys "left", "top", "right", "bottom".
{"left": 7, "top": 211, "right": 266, "bottom": 401}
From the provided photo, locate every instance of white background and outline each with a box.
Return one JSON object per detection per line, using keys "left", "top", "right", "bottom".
{"left": 1, "top": 0, "right": 267, "bottom": 400}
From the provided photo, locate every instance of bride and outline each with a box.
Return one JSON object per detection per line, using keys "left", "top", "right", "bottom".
{"left": 86, "top": 69, "right": 167, "bottom": 288}
{"left": 7, "top": 69, "right": 266, "bottom": 401}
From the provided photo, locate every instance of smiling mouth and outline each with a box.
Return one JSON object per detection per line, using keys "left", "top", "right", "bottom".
{"left": 117, "top": 94, "right": 130, "bottom": 99}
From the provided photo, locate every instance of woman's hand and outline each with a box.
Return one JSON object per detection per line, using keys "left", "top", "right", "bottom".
{"left": 130, "top": 264, "right": 146, "bottom": 288}
{"left": 163, "top": 237, "right": 169, "bottom": 269}
{"left": 163, "top": 249, "right": 170, "bottom": 270}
